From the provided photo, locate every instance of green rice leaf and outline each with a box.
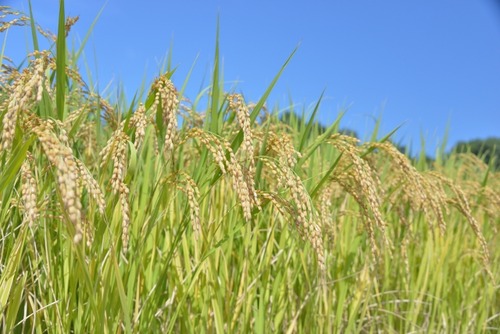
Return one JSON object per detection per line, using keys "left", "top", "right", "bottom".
{"left": 56, "top": 0, "right": 67, "bottom": 120}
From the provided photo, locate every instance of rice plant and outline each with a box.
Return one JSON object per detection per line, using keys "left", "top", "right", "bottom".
{"left": 0, "top": 3, "right": 499, "bottom": 333}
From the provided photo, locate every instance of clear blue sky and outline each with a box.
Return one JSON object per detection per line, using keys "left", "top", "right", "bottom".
{"left": 4, "top": 0, "right": 500, "bottom": 155}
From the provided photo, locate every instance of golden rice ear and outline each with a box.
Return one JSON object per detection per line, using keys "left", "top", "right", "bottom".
{"left": 20, "top": 156, "right": 39, "bottom": 226}
{"left": 149, "top": 74, "right": 179, "bottom": 154}
{"left": 64, "top": 15, "right": 79, "bottom": 37}
{"left": 99, "top": 126, "right": 131, "bottom": 253}
{"left": 328, "top": 134, "right": 390, "bottom": 256}
{"left": 100, "top": 99, "right": 120, "bottom": 131}
{"left": 227, "top": 148, "right": 253, "bottom": 222}
{"left": 1, "top": 51, "right": 51, "bottom": 153}
{"left": 229, "top": 94, "right": 254, "bottom": 157}
{"left": 32, "top": 123, "right": 83, "bottom": 244}
{"left": 110, "top": 133, "right": 128, "bottom": 194}
{"left": 365, "top": 141, "right": 447, "bottom": 235}
{"left": 99, "top": 128, "right": 129, "bottom": 193}
{"left": 130, "top": 103, "right": 149, "bottom": 150}
{"left": 0, "top": 7, "right": 29, "bottom": 33}
{"left": 316, "top": 184, "right": 335, "bottom": 242}
{"left": 260, "top": 156, "right": 325, "bottom": 270}
{"left": 76, "top": 159, "right": 105, "bottom": 215}
{"left": 228, "top": 94, "right": 259, "bottom": 208}
{"left": 119, "top": 182, "right": 130, "bottom": 253}
{"left": 177, "top": 172, "right": 201, "bottom": 240}
{"left": 429, "top": 172, "right": 493, "bottom": 280}
{"left": 184, "top": 128, "right": 229, "bottom": 174}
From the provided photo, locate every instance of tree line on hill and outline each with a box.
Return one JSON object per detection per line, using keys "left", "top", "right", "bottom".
{"left": 279, "top": 111, "right": 499, "bottom": 170}
{"left": 453, "top": 137, "right": 500, "bottom": 169}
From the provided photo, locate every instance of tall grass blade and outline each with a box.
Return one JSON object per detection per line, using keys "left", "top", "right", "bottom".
{"left": 310, "top": 152, "right": 343, "bottom": 198}
{"left": 0, "top": 137, "right": 35, "bottom": 192}
{"left": 75, "top": 1, "right": 108, "bottom": 61}
{"left": 208, "top": 18, "right": 221, "bottom": 134}
{"left": 56, "top": 0, "right": 67, "bottom": 120}
{"left": 297, "top": 109, "right": 345, "bottom": 168}
{"left": 298, "top": 90, "right": 325, "bottom": 152}
{"left": 27, "top": 0, "right": 39, "bottom": 52}
{"left": 230, "top": 46, "right": 298, "bottom": 155}
{"left": 0, "top": 226, "right": 27, "bottom": 315}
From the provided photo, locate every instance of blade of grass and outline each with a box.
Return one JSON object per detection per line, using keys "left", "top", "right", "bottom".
{"left": 5, "top": 275, "right": 25, "bottom": 331}
{"left": 231, "top": 46, "right": 299, "bottom": 153}
{"left": 360, "top": 124, "right": 403, "bottom": 158}
{"left": 178, "top": 55, "right": 199, "bottom": 102}
{"left": 56, "top": 0, "right": 67, "bottom": 120}
{"left": 0, "top": 136, "right": 35, "bottom": 192}
{"left": 27, "top": 0, "right": 39, "bottom": 52}
{"left": 0, "top": 225, "right": 28, "bottom": 314}
{"left": 310, "top": 152, "right": 343, "bottom": 198}
{"left": 111, "top": 252, "right": 132, "bottom": 334}
{"left": 207, "top": 17, "right": 221, "bottom": 134}
{"left": 75, "top": 1, "right": 108, "bottom": 61}
{"left": 296, "top": 109, "right": 345, "bottom": 168}
{"left": 369, "top": 114, "right": 381, "bottom": 142}
{"left": 255, "top": 116, "right": 272, "bottom": 187}
{"left": 0, "top": 30, "right": 8, "bottom": 72}
{"left": 249, "top": 47, "right": 298, "bottom": 124}
{"left": 206, "top": 46, "right": 298, "bottom": 188}
{"left": 298, "top": 89, "right": 325, "bottom": 151}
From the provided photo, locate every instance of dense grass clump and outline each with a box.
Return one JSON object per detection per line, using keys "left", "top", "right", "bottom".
{"left": 0, "top": 4, "right": 499, "bottom": 333}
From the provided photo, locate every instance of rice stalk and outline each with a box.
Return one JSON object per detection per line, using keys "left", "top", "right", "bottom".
{"left": 260, "top": 156, "right": 325, "bottom": 270}
{"left": 317, "top": 184, "right": 334, "bottom": 242}
{"left": 20, "top": 155, "right": 39, "bottom": 226}
{"left": 149, "top": 74, "right": 179, "bottom": 154}
{"left": 64, "top": 15, "right": 79, "bottom": 36}
{"left": 119, "top": 181, "right": 131, "bottom": 252}
{"left": 177, "top": 172, "right": 201, "bottom": 239}
{"left": 428, "top": 171, "right": 493, "bottom": 279}
{"left": 1, "top": 51, "right": 51, "bottom": 153}
{"left": 76, "top": 159, "right": 105, "bottom": 215}
{"left": 1, "top": 5, "right": 498, "bottom": 331}
{"left": 227, "top": 147, "right": 253, "bottom": 222}
{"left": 130, "top": 103, "right": 149, "bottom": 150}
{"left": 365, "top": 141, "right": 447, "bottom": 235}
{"left": 229, "top": 93, "right": 259, "bottom": 207}
{"left": 0, "top": 6, "right": 29, "bottom": 32}
{"left": 32, "top": 122, "right": 83, "bottom": 243}
{"left": 100, "top": 125, "right": 130, "bottom": 251}
{"left": 328, "top": 134, "right": 390, "bottom": 255}
{"left": 183, "top": 127, "right": 228, "bottom": 174}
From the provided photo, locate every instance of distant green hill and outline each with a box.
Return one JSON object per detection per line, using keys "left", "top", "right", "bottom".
{"left": 450, "top": 137, "right": 500, "bottom": 169}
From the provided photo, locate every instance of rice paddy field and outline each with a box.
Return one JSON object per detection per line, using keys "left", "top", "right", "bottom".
{"left": 0, "top": 4, "right": 499, "bottom": 333}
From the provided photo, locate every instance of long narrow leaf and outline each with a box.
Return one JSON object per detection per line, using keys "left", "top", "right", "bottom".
{"left": 27, "top": 0, "right": 39, "bottom": 52}
{"left": 297, "top": 108, "right": 345, "bottom": 168}
{"left": 310, "top": 152, "right": 343, "bottom": 198}
{"left": 208, "top": 18, "right": 221, "bottom": 134}
{"left": 298, "top": 89, "right": 325, "bottom": 151}
{"left": 56, "top": 0, "right": 67, "bottom": 120}
{"left": 75, "top": 1, "right": 108, "bottom": 61}
{"left": 0, "top": 226, "right": 27, "bottom": 313}
{"left": 230, "top": 46, "right": 298, "bottom": 153}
